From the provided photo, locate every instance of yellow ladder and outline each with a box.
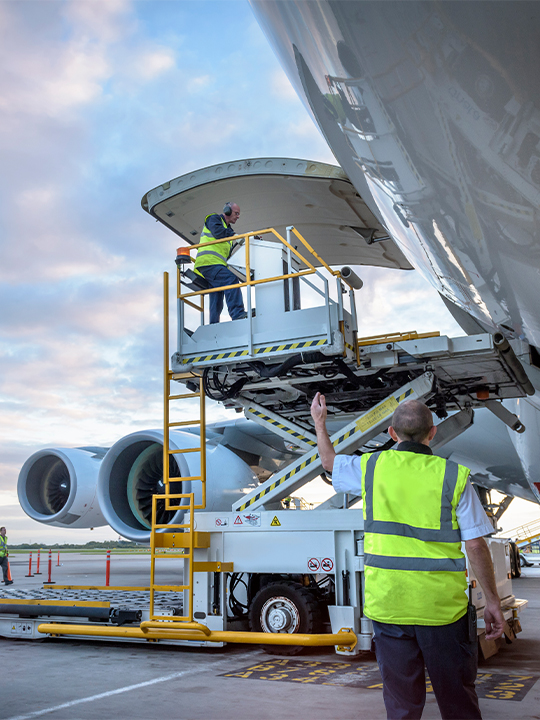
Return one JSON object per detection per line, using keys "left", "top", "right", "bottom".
{"left": 148, "top": 272, "right": 208, "bottom": 622}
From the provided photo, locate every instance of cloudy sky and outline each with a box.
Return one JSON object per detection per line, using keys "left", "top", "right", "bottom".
{"left": 1, "top": 0, "right": 539, "bottom": 545}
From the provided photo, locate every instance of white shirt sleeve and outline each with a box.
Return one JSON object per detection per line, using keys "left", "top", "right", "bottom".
{"left": 455, "top": 480, "right": 494, "bottom": 540}
{"left": 332, "top": 454, "right": 364, "bottom": 495}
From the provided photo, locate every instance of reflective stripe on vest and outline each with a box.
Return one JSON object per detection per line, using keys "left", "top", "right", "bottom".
{"left": 361, "top": 450, "right": 469, "bottom": 625}
{"left": 194, "top": 215, "right": 233, "bottom": 273}
{"left": 364, "top": 452, "right": 463, "bottom": 546}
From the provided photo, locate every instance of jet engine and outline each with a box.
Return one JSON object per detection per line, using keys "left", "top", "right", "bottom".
{"left": 17, "top": 447, "right": 108, "bottom": 529}
{"left": 96, "top": 429, "right": 258, "bottom": 542}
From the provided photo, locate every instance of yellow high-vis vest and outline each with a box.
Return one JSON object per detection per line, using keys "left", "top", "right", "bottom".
{"left": 361, "top": 450, "right": 470, "bottom": 626}
{"left": 194, "top": 215, "right": 234, "bottom": 275}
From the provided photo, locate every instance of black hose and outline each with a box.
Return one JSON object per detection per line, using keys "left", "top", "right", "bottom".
{"left": 202, "top": 368, "right": 248, "bottom": 400}
{"left": 332, "top": 358, "right": 361, "bottom": 388}
{"left": 249, "top": 351, "right": 327, "bottom": 378}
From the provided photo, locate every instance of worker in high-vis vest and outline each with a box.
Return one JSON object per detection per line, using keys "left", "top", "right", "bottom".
{"left": 311, "top": 395, "right": 504, "bottom": 720}
{"left": 0, "top": 526, "right": 13, "bottom": 585}
{"left": 193, "top": 202, "right": 247, "bottom": 324}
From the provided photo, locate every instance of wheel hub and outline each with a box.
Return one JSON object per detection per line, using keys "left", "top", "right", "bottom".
{"left": 260, "top": 596, "right": 300, "bottom": 633}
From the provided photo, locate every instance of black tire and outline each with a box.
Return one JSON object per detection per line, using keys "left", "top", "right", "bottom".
{"left": 249, "top": 581, "right": 323, "bottom": 655}
{"left": 509, "top": 542, "right": 522, "bottom": 578}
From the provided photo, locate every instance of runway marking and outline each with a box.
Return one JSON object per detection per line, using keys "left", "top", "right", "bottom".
{"left": 222, "top": 660, "right": 539, "bottom": 700}
{"left": 6, "top": 653, "right": 254, "bottom": 720}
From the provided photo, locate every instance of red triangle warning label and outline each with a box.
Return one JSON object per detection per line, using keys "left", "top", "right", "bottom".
{"left": 234, "top": 515, "right": 243, "bottom": 525}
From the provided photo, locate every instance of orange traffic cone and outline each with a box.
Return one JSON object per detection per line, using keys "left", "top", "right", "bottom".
{"left": 7, "top": 561, "right": 12, "bottom": 581}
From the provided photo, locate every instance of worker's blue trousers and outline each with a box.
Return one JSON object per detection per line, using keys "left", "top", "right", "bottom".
{"left": 197, "top": 265, "right": 245, "bottom": 324}
{"left": 372, "top": 613, "right": 482, "bottom": 720}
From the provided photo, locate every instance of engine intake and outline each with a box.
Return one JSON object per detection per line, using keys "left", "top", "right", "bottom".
{"left": 17, "top": 447, "right": 107, "bottom": 529}
{"left": 97, "top": 429, "right": 257, "bottom": 542}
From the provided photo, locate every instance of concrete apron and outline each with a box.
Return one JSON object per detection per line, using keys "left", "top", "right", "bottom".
{"left": 1, "top": 555, "right": 539, "bottom": 720}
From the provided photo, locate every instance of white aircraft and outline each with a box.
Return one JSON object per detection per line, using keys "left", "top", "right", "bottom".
{"left": 17, "top": 0, "right": 540, "bottom": 542}
{"left": 246, "top": 0, "right": 540, "bottom": 501}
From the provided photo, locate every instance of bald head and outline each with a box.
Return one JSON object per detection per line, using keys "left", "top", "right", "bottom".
{"left": 390, "top": 400, "right": 435, "bottom": 444}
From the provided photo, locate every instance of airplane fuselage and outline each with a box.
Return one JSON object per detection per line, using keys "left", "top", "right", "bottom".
{"left": 251, "top": 0, "right": 540, "bottom": 347}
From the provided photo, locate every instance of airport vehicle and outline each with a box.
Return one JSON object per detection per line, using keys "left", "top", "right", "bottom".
{"left": 7, "top": 220, "right": 530, "bottom": 656}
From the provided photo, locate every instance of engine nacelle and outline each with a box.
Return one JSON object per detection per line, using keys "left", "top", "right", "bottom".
{"left": 97, "top": 429, "right": 258, "bottom": 542}
{"left": 17, "top": 447, "right": 107, "bottom": 529}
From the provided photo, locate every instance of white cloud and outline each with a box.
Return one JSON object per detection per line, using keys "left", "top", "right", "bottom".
{"left": 186, "top": 74, "right": 212, "bottom": 93}
{"left": 132, "top": 48, "right": 176, "bottom": 80}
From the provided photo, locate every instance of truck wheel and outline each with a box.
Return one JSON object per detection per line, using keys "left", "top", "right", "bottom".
{"left": 249, "top": 581, "right": 322, "bottom": 655}
{"left": 509, "top": 542, "right": 522, "bottom": 578}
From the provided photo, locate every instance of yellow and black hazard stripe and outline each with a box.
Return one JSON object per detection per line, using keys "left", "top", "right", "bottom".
{"left": 396, "top": 388, "right": 414, "bottom": 403}
{"left": 247, "top": 408, "right": 317, "bottom": 447}
{"left": 238, "top": 451, "right": 321, "bottom": 510}
{"left": 238, "top": 386, "right": 417, "bottom": 511}
{"left": 181, "top": 338, "right": 327, "bottom": 365}
{"left": 181, "top": 349, "right": 249, "bottom": 365}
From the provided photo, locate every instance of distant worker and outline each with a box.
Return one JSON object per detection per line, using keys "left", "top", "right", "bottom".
{"left": 193, "top": 202, "right": 247, "bottom": 324}
{"left": 310, "top": 396, "right": 504, "bottom": 720}
{"left": 0, "top": 526, "right": 13, "bottom": 585}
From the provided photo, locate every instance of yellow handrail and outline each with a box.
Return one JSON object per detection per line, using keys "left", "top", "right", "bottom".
{"left": 177, "top": 226, "right": 341, "bottom": 304}
{"left": 38, "top": 623, "right": 357, "bottom": 649}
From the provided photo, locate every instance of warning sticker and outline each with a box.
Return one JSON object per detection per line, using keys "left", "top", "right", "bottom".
{"left": 306, "top": 557, "right": 334, "bottom": 573}
{"left": 270, "top": 516, "right": 281, "bottom": 527}
{"left": 215, "top": 517, "right": 229, "bottom": 527}
{"left": 12, "top": 623, "right": 32, "bottom": 635}
{"left": 233, "top": 514, "right": 261, "bottom": 527}
{"left": 356, "top": 396, "right": 398, "bottom": 433}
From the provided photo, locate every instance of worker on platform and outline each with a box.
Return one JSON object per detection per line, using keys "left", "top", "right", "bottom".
{"left": 310, "top": 395, "right": 504, "bottom": 720}
{"left": 0, "top": 526, "right": 13, "bottom": 585}
{"left": 193, "top": 202, "right": 247, "bottom": 324}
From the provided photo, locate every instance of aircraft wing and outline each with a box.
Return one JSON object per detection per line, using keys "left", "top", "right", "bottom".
{"left": 141, "top": 157, "right": 413, "bottom": 270}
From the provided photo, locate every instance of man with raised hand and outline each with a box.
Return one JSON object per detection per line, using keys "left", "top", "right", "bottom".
{"left": 311, "top": 394, "right": 504, "bottom": 720}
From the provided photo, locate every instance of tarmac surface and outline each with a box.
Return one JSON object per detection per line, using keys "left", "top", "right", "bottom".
{"left": 1, "top": 553, "right": 540, "bottom": 720}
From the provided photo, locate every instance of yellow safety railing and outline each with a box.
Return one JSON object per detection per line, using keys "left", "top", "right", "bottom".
{"left": 176, "top": 226, "right": 346, "bottom": 346}
{"left": 38, "top": 623, "right": 358, "bottom": 650}
{"left": 152, "top": 273, "right": 209, "bottom": 623}
{"left": 163, "top": 271, "right": 206, "bottom": 512}
{"left": 177, "top": 225, "right": 340, "bottom": 307}
{"left": 357, "top": 330, "right": 441, "bottom": 347}
{"left": 149, "top": 491, "right": 195, "bottom": 622}
{"left": 175, "top": 225, "right": 362, "bottom": 365}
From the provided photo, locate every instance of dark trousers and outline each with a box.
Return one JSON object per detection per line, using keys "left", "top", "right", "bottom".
{"left": 372, "top": 614, "right": 481, "bottom": 720}
{"left": 0, "top": 556, "right": 8, "bottom": 582}
{"left": 197, "top": 265, "right": 245, "bottom": 324}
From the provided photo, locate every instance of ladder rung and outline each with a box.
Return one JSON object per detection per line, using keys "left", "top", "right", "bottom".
{"left": 168, "top": 448, "right": 201, "bottom": 455}
{"left": 166, "top": 475, "right": 201, "bottom": 481}
{"left": 169, "top": 393, "right": 201, "bottom": 400}
{"left": 151, "top": 585, "right": 189, "bottom": 591}
{"left": 152, "top": 523, "right": 191, "bottom": 530}
{"left": 169, "top": 420, "right": 200, "bottom": 427}
{"left": 152, "top": 553, "right": 191, "bottom": 559}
